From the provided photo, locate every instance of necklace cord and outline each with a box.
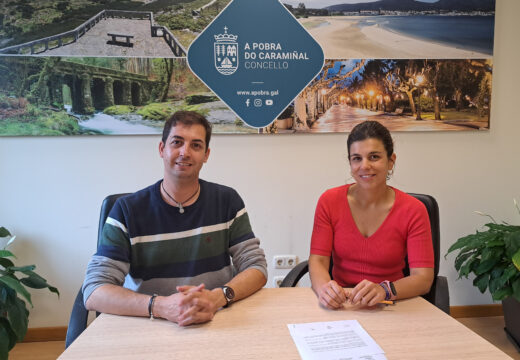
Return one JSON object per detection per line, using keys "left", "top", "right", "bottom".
{"left": 161, "top": 181, "right": 200, "bottom": 209}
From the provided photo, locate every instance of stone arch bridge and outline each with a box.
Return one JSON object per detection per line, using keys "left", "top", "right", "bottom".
{"left": 41, "top": 61, "right": 163, "bottom": 114}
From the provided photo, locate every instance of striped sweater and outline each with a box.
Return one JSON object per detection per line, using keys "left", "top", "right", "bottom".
{"left": 82, "top": 179, "right": 267, "bottom": 304}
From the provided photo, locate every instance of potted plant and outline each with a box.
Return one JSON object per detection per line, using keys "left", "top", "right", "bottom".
{"left": 445, "top": 202, "right": 520, "bottom": 349}
{"left": 0, "top": 226, "right": 59, "bottom": 360}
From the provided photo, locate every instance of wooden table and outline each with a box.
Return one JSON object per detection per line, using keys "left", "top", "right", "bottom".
{"left": 59, "top": 288, "right": 511, "bottom": 359}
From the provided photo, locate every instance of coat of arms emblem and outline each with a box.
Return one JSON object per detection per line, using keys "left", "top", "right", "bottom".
{"left": 214, "top": 27, "right": 238, "bottom": 75}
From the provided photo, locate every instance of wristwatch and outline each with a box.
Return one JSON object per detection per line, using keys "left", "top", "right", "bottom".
{"left": 220, "top": 286, "right": 235, "bottom": 307}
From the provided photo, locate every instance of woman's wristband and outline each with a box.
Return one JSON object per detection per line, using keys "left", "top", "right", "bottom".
{"left": 379, "top": 283, "right": 390, "bottom": 300}
{"left": 380, "top": 280, "right": 397, "bottom": 300}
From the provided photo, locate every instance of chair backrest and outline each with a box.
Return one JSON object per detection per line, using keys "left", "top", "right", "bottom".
{"left": 405, "top": 193, "right": 440, "bottom": 279}
{"left": 97, "top": 193, "right": 130, "bottom": 247}
{"left": 65, "top": 193, "right": 130, "bottom": 349}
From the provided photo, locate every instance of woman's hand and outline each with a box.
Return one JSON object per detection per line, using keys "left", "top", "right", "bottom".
{"left": 317, "top": 280, "right": 347, "bottom": 309}
{"left": 346, "top": 279, "right": 386, "bottom": 307}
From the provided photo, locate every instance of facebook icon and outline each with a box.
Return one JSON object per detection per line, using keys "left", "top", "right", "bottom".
{"left": 246, "top": 99, "right": 250, "bottom": 107}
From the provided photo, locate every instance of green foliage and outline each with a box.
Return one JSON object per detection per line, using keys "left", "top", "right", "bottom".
{"left": 185, "top": 94, "right": 219, "bottom": 105}
{"left": 0, "top": 106, "right": 80, "bottom": 136}
{"left": 137, "top": 102, "right": 176, "bottom": 121}
{"left": 137, "top": 102, "right": 208, "bottom": 121}
{"left": 415, "top": 95, "right": 434, "bottom": 112}
{"left": 0, "top": 227, "right": 59, "bottom": 359}
{"left": 104, "top": 105, "right": 135, "bottom": 115}
{"left": 446, "top": 206, "right": 520, "bottom": 302}
{"left": 43, "top": 112, "right": 80, "bottom": 135}
{"left": 155, "top": 0, "right": 231, "bottom": 34}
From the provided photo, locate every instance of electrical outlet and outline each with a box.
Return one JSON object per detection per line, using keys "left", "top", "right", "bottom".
{"left": 273, "top": 276, "right": 285, "bottom": 287}
{"left": 273, "top": 255, "right": 298, "bottom": 269}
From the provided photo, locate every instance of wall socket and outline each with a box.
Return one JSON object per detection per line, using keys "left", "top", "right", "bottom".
{"left": 273, "top": 276, "right": 285, "bottom": 287}
{"left": 273, "top": 255, "right": 298, "bottom": 269}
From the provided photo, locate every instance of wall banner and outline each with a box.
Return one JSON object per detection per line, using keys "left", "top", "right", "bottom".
{"left": 187, "top": 0, "right": 324, "bottom": 128}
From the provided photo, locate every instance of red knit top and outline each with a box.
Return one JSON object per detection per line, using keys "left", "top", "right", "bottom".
{"left": 310, "top": 184, "right": 434, "bottom": 287}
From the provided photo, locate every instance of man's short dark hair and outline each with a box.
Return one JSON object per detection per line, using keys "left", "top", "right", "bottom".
{"left": 162, "top": 111, "right": 212, "bottom": 149}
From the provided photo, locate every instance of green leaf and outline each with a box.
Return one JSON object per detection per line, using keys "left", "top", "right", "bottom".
{"left": 489, "top": 266, "right": 507, "bottom": 293}
{"left": 0, "top": 227, "right": 11, "bottom": 238}
{"left": 19, "top": 272, "right": 59, "bottom": 296}
{"left": 473, "top": 273, "right": 489, "bottom": 293}
{"left": 513, "top": 249, "right": 520, "bottom": 271}
{"left": 475, "top": 258, "right": 500, "bottom": 275}
{"left": 487, "top": 223, "right": 520, "bottom": 232}
{"left": 0, "top": 286, "right": 8, "bottom": 304}
{"left": 492, "top": 287, "right": 512, "bottom": 301}
{"left": 6, "top": 295, "right": 28, "bottom": 341}
{"left": 446, "top": 233, "right": 481, "bottom": 255}
{"left": 0, "top": 318, "right": 17, "bottom": 356}
{"left": 498, "top": 266, "right": 518, "bottom": 288}
{"left": 512, "top": 277, "right": 520, "bottom": 302}
{"left": 48, "top": 286, "right": 60, "bottom": 297}
{"left": 0, "top": 322, "right": 13, "bottom": 360}
{"left": 490, "top": 266, "right": 505, "bottom": 279}
{"left": 0, "top": 276, "right": 32, "bottom": 306}
{"left": 485, "top": 239, "right": 505, "bottom": 248}
{"left": 454, "top": 251, "right": 476, "bottom": 271}
{"left": 20, "top": 275, "right": 48, "bottom": 289}
{"left": 0, "top": 250, "right": 15, "bottom": 259}
{"left": 9, "top": 265, "right": 35, "bottom": 272}
{"left": 461, "top": 232, "right": 500, "bottom": 255}
{"left": 459, "top": 257, "right": 478, "bottom": 278}
{"left": 475, "top": 249, "right": 501, "bottom": 275}
{"left": 0, "top": 258, "right": 14, "bottom": 269}
{"left": 504, "top": 230, "right": 520, "bottom": 258}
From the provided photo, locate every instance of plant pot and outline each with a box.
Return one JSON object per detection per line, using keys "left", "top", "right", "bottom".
{"left": 503, "top": 297, "right": 520, "bottom": 351}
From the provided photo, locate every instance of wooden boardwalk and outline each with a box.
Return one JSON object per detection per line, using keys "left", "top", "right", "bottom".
{"left": 44, "top": 18, "right": 177, "bottom": 57}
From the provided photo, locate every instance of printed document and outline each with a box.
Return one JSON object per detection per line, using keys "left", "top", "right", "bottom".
{"left": 287, "top": 320, "right": 387, "bottom": 360}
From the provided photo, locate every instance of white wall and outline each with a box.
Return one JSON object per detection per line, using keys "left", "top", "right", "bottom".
{"left": 0, "top": 0, "right": 519, "bottom": 328}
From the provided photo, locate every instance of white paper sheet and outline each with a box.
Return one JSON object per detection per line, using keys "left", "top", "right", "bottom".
{"left": 287, "top": 320, "right": 387, "bottom": 360}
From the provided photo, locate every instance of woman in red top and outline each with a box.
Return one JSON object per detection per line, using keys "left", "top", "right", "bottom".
{"left": 309, "top": 121, "right": 434, "bottom": 309}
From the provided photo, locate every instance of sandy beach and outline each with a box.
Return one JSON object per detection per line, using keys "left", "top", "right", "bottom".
{"left": 300, "top": 16, "right": 490, "bottom": 59}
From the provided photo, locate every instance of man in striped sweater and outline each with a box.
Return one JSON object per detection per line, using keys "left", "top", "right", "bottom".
{"left": 82, "top": 111, "right": 267, "bottom": 326}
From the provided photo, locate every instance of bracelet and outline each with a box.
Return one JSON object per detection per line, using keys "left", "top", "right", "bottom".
{"left": 380, "top": 280, "right": 397, "bottom": 300}
{"left": 148, "top": 294, "right": 158, "bottom": 320}
{"left": 379, "top": 283, "right": 391, "bottom": 301}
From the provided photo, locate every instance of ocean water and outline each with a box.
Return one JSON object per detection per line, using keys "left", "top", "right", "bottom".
{"left": 355, "top": 16, "right": 495, "bottom": 55}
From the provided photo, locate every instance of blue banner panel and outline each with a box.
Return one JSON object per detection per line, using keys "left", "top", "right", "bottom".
{"left": 188, "top": 0, "right": 324, "bottom": 128}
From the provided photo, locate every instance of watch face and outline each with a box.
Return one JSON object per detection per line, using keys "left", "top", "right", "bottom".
{"left": 223, "top": 286, "right": 235, "bottom": 300}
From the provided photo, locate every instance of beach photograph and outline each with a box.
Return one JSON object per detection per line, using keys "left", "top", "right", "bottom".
{"left": 0, "top": 56, "right": 254, "bottom": 136}
{"left": 263, "top": 58, "right": 492, "bottom": 133}
{"left": 284, "top": 0, "right": 495, "bottom": 59}
{"left": 0, "top": 0, "right": 230, "bottom": 57}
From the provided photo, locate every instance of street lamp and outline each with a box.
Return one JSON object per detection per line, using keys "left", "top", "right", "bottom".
{"left": 368, "top": 90, "right": 375, "bottom": 110}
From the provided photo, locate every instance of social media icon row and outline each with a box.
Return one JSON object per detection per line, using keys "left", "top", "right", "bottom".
{"left": 245, "top": 99, "right": 274, "bottom": 107}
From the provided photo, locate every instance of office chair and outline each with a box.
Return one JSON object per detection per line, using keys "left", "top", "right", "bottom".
{"left": 65, "top": 193, "right": 130, "bottom": 348}
{"left": 280, "top": 193, "right": 450, "bottom": 314}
